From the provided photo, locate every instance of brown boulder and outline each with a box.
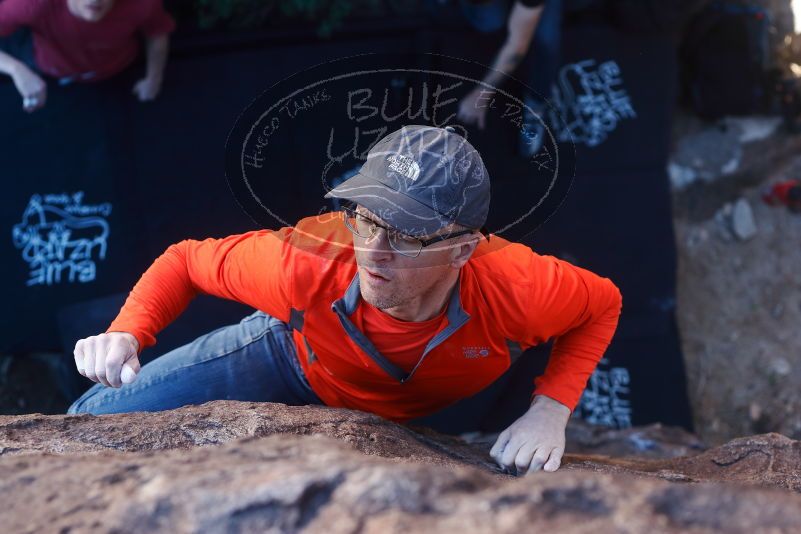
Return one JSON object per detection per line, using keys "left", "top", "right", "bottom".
{"left": 0, "top": 401, "right": 499, "bottom": 472}
{"left": 570, "top": 433, "right": 801, "bottom": 492}
{"left": 2, "top": 401, "right": 801, "bottom": 533}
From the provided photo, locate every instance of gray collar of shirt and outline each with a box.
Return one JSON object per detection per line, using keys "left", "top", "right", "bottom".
{"left": 330, "top": 272, "right": 471, "bottom": 383}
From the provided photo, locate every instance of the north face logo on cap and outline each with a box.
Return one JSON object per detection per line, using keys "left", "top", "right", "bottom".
{"left": 386, "top": 154, "right": 421, "bottom": 182}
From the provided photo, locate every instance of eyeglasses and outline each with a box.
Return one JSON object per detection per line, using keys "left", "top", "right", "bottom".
{"left": 342, "top": 207, "right": 479, "bottom": 258}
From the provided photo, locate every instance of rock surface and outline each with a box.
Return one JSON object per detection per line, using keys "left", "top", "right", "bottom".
{"left": 571, "top": 433, "right": 801, "bottom": 492}
{"left": 0, "top": 401, "right": 500, "bottom": 472}
{"left": 2, "top": 401, "right": 801, "bottom": 533}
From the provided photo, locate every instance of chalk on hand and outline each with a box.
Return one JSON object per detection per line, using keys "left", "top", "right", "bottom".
{"left": 120, "top": 364, "right": 138, "bottom": 384}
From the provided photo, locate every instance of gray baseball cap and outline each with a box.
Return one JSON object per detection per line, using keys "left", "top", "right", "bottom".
{"left": 324, "top": 124, "right": 491, "bottom": 237}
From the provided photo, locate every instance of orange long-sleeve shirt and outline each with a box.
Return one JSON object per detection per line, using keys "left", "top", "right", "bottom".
{"left": 108, "top": 212, "right": 622, "bottom": 422}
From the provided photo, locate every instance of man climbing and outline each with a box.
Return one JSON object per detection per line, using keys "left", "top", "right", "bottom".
{"left": 69, "top": 125, "right": 622, "bottom": 475}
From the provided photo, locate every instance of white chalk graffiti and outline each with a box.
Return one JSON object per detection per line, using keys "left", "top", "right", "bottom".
{"left": 576, "top": 358, "right": 632, "bottom": 428}
{"left": 549, "top": 59, "right": 636, "bottom": 147}
{"left": 12, "top": 192, "right": 111, "bottom": 286}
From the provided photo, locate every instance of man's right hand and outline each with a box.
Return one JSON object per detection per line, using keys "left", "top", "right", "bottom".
{"left": 73, "top": 332, "right": 141, "bottom": 388}
{"left": 11, "top": 64, "right": 47, "bottom": 113}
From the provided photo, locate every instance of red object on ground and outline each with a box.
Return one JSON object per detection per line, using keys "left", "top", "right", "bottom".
{"left": 106, "top": 213, "right": 622, "bottom": 422}
{"left": 0, "top": 0, "right": 174, "bottom": 81}
{"left": 762, "top": 179, "right": 801, "bottom": 207}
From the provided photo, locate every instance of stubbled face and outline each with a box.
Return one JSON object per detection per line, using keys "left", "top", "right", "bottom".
{"left": 69, "top": 0, "right": 116, "bottom": 22}
{"left": 351, "top": 206, "right": 468, "bottom": 311}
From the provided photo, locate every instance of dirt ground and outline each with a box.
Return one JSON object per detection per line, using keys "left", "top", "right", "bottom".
{"left": 673, "top": 116, "right": 801, "bottom": 445}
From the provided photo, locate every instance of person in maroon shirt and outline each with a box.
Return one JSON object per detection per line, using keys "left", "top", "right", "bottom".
{"left": 0, "top": 0, "right": 175, "bottom": 113}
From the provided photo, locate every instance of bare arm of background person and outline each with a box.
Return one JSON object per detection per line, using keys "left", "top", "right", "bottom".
{"left": 73, "top": 332, "right": 141, "bottom": 388}
{"left": 0, "top": 49, "right": 46, "bottom": 112}
{"left": 456, "top": 1, "right": 543, "bottom": 129}
{"left": 132, "top": 33, "right": 169, "bottom": 102}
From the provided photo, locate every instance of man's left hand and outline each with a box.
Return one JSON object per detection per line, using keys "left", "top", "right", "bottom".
{"left": 132, "top": 76, "right": 162, "bottom": 102}
{"left": 489, "top": 395, "right": 571, "bottom": 475}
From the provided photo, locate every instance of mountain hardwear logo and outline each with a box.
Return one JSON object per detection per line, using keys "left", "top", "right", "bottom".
{"left": 463, "top": 346, "right": 490, "bottom": 359}
{"left": 387, "top": 154, "right": 421, "bottom": 181}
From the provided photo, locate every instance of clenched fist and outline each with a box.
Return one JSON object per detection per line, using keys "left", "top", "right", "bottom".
{"left": 73, "top": 332, "right": 141, "bottom": 388}
{"left": 11, "top": 63, "right": 47, "bottom": 113}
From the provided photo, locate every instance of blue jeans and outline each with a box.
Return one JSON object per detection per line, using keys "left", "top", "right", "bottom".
{"left": 67, "top": 310, "right": 324, "bottom": 415}
{"left": 533, "top": 0, "right": 562, "bottom": 96}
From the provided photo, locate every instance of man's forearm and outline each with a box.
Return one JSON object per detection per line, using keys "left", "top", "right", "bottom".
{"left": 106, "top": 231, "right": 289, "bottom": 353}
{"left": 106, "top": 242, "right": 201, "bottom": 354}
{"left": 533, "top": 275, "right": 623, "bottom": 411}
{"left": 144, "top": 34, "right": 169, "bottom": 81}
